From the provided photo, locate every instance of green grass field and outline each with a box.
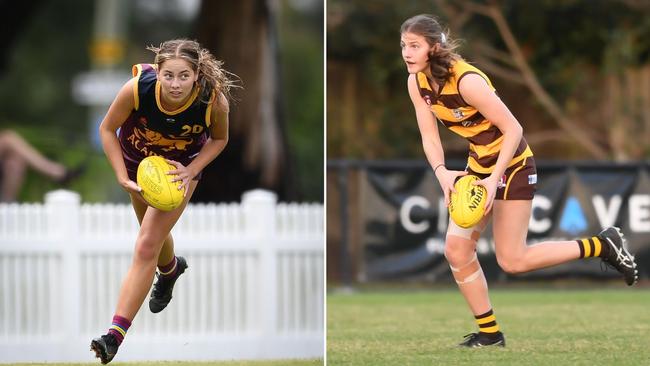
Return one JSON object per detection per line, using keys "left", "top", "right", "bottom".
{"left": 6, "top": 360, "right": 322, "bottom": 366}
{"left": 328, "top": 286, "right": 650, "bottom": 365}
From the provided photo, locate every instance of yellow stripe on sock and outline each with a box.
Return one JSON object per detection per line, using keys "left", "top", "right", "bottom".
{"left": 476, "top": 314, "right": 496, "bottom": 325}
{"left": 480, "top": 324, "right": 500, "bottom": 333}
{"left": 581, "top": 238, "right": 591, "bottom": 257}
{"left": 110, "top": 325, "right": 126, "bottom": 337}
{"left": 593, "top": 237, "right": 602, "bottom": 257}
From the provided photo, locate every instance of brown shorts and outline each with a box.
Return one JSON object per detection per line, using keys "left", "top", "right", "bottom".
{"left": 468, "top": 157, "right": 537, "bottom": 200}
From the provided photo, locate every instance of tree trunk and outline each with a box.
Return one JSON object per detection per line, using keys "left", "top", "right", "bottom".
{"left": 0, "top": 0, "right": 45, "bottom": 75}
{"left": 604, "top": 65, "right": 650, "bottom": 160}
{"left": 193, "top": 0, "right": 295, "bottom": 202}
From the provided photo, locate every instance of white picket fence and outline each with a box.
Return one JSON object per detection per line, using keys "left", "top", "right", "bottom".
{"left": 0, "top": 189, "right": 324, "bottom": 363}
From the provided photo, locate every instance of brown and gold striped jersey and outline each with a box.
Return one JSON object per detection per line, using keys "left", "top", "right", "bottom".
{"left": 416, "top": 59, "right": 533, "bottom": 174}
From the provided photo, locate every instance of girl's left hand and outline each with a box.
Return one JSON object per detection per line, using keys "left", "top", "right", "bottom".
{"left": 165, "top": 159, "right": 194, "bottom": 197}
{"left": 472, "top": 174, "right": 499, "bottom": 215}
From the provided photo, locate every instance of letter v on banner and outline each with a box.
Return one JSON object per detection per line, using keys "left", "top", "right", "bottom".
{"left": 592, "top": 195, "right": 622, "bottom": 228}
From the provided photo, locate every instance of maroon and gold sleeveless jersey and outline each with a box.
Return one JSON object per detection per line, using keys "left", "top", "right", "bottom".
{"left": 415, "top": 60, "right": 533, "bottom": 174}
{"left": 118, "top": 64, "right": 215, "bottom": 177}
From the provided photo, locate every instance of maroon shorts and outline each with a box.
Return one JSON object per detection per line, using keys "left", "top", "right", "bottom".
{"left": 468, "top": 157, "right": 537, "bottom": 200}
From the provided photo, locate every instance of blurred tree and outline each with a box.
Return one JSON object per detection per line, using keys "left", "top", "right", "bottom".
{"left": 436, "top": 0, "right": 650, "bottom": 160}
{"left": 0, "top": 0, "right": 45, "bottom": 75}
{"left": 0, "top": 0, "right": 98, "bottom": 202}
{"left": 327, "top": 0, "right": 650, "bottom": 161}
{"left": 194, "top": 0, "right": 297, "bottom": 203}
{"left": 0, "top": 0, "right": 323, "bottom": 203}
{"left": 277, "top": 0, "right": 324, "bottom": 202}
{"left": 0, "top": 0, "right": 91, "bottom": 136}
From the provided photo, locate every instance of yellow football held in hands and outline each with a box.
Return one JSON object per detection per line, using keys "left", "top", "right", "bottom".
{"left": 136, "top": 156, "right": 184, "bottom": 211}
{"left": 449, "top": 175, "right": 487, "bottom": 228}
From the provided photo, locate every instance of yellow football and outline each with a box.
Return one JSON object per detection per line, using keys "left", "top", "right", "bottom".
{"left": 449, "top": 175, "right": 487, "bottom": 228}
{"left": 136, "top": 156, "right": 184, "bottom": 211}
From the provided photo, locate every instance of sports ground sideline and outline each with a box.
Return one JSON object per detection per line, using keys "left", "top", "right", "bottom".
{"left": 328, "top": 285, "right": 650, "bottom": 366}
{"left": 4, "top": 360, "right": 322, "bottom": 366}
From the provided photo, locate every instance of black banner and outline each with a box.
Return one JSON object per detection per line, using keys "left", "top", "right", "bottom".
{"left": 358, "top": 161, "right": 650, "bottom": 282}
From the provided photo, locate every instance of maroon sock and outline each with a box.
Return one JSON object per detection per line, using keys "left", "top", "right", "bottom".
{"left": 107, "top": 315, "right": 131, "bottom": 346}
{"left": 158, "top": 256, "right": 178, "bottom": 279}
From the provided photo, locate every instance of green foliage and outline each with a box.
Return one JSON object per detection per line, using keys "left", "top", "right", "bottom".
{"left": 0, "top": 1, "right": 109, "bottom": 203}
{"left": 498, "top": 1, "right": 650, "bottom": 97}
{"left": 278, "top": 0, "right": 324, "bottom": 202}
{"left": 0, "top": 0, "right": 325, "bottom": 203}
{"left": 0, "top": 1, "right": 91, "bottom": 132}
{"left": 327, "top": 0, "right": 650, "bottom": 160}
{"left": 328, "top": 1, "right": 457, "bottom": 160}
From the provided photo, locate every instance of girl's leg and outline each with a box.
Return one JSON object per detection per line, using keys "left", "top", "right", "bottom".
{"left": 115, "top": 180, "right": 198, "bottom": 320}
{"left": 445, "top": 217, "right": 504, "bottom": 346}
{"left": 492, "top": 200, "right": 581, "bottom": 274}
{"left": 0, "top": 152, "right": 27, "bottom": 202}
{"left": 445, "top": 217, "right": 491, "bottom": 316}
{"left": 0, "top": 130, "right": 66, "bottom": 180}
{"left": 129, "top": 194, "right": 175, "bottom": 267}
{"left": 91, "top": 181, "right": 198, "bottom": 363}
{"left": 157, "top": 231, "right": 176, "bottom": 267}
{"left": 493, "top": 200, "right": 638, "bottom": 283}
{"left": 128, "top": 191, "right": 184, "bottom": 314}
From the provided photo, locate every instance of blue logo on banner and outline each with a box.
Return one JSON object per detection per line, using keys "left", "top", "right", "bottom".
{"left": 559, "top": 197, "right": 587, "bottom": 235}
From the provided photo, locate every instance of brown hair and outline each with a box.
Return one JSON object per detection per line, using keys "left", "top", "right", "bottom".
{"left": 147, "top": 39, "right": 240, "bottom": 105}
{"left": 400, "top": 14, "right": 461, "bottom": 87}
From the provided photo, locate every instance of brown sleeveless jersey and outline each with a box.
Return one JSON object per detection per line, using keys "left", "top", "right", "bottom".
{"left": 416, "top": 60, "right": 533, "bottom": 174}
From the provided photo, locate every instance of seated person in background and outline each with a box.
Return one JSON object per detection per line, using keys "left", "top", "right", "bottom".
{"left": 0, "top": 129, "right": 85, "bottom": 202}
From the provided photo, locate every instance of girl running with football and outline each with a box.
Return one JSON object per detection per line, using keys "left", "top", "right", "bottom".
{"left": 401, "top": 14, "right": 638, "bottom": 348}
{"left": 92, "top": 39, "right": 237, "bottom": 363}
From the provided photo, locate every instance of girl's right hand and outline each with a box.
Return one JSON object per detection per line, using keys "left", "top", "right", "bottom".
{"left": 119, "top": 178, "right": 142, "bottom": 195}
{"left": 435, "top": 167, "right": 468, "bottom": 207}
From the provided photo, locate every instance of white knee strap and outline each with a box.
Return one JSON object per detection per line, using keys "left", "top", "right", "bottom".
{"left": 449, "top": 253, "right": 483, "bottom": 285}
{"left": 446, "top": 219, "right": 487, "bottom": 285}
{"left": 447, "top": 219, "right": 485, "bottom": 241}
{"left": 447, "top": 221, "right": 474, "bottom": 241}
{"left": 456, "top": 267, "right": 483, "bottom": 285}
{"left": 449, "top": 252, "right": 478, "bottom": 272}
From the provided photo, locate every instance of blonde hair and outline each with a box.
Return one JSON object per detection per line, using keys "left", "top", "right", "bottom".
{"left": 147, "top": 39, "right": 240, "bottom": 105}
{"left": 400, "top": 14, "right": 462, "bottom": 87}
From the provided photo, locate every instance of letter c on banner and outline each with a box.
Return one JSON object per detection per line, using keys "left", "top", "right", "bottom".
{"left": 400, "top": 195, "right": 431, "bottom": 234}
{"left": 529, "top": 195, "right": 552, "bottom": 233}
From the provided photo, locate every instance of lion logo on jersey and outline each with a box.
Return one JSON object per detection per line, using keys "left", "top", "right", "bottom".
{"left": 134, "top": 127, "right": 192, "bottom": 152}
